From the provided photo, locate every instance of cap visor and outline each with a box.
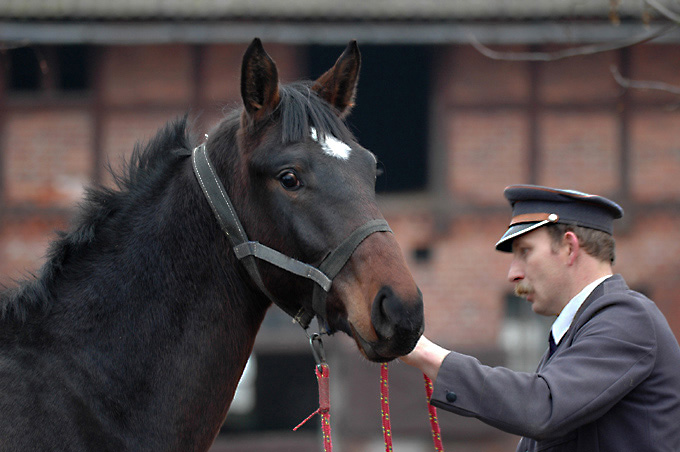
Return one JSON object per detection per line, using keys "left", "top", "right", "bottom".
{"left": 495, "top": 220, "right": 549, "bottom": 252}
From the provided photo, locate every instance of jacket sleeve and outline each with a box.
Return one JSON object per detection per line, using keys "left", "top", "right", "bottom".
{"left": 429, "top": 293, "right": 657, "bottom": 440}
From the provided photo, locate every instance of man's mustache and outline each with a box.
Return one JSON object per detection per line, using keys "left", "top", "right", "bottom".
{"left": 515, "top": 282, "right": 533, "bottom": 298}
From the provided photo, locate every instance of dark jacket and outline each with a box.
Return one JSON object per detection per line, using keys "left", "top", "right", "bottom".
{"left": 430, "top": 274, "right": 680, "bottom": 451}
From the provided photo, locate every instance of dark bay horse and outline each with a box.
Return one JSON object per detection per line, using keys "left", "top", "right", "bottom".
{"left": 0, "top": 39, "right": 423, "bottom": 451}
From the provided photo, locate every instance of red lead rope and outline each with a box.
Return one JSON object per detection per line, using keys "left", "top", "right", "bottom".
{"left": 296, "top": 334, "right": 443, "bottom": 452}
{"left": 380, "top": 363, "right": 394, "bottom": 451}
{"left": 293, "top": 363, "right": 333, "bottom": 451}
{"left": 423, "top": 371, "right": 445, "bottom": 451}
{"left": 380, "top": 363, "right": 445, "bottom": 452}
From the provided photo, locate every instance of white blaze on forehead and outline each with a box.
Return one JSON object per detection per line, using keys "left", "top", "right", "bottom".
{"left": 310, "top": 127, "right": 351, "bottom": 160}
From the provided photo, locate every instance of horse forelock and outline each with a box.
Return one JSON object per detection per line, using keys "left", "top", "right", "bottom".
{"left": 278, "top": 82, "right": 355, "bottom": 145}
{"left": 1, "top": 116, "right": 195, "bottom": 323}
{"left": 234, "top": 81, "right": 355, "bottom": 148}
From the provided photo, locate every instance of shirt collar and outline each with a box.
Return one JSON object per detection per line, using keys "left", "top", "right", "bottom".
{"left": 551, "top": 275, "right": 612, "bottom": 344}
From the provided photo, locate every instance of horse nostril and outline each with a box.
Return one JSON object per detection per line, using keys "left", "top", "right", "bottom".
{"left": 371, "top": 286, "right": 422, "bottom": 341}
{"left": 371, "top": 287, "right": 395, "bottom": 340}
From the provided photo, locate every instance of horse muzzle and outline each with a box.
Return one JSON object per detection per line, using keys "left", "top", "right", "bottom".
{"left": 350, "top": 286, "right": 424, "bottom": 362}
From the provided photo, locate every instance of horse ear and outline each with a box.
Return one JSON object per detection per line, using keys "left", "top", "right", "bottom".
{"left": 312, "top": 40, "right": 361, "bottom": 118}
{"left": 241, "top": 38, "right": 281, "bottom": 120}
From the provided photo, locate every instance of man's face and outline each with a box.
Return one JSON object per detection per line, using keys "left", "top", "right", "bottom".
{"left": 507, "top": 227, "right": 570, "bottom": 317}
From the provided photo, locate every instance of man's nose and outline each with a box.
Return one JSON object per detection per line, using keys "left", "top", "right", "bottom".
{"left": 507, "top": 260, "right": 523, "bottom": 283}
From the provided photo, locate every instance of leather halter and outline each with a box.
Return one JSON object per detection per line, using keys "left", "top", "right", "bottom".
{"left": 191, "top": 143, "right": 392, "bottom": 330}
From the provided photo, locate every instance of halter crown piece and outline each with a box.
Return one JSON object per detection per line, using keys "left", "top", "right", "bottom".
{"left": 191, "top": 143, "right": 392, "bottom": 330}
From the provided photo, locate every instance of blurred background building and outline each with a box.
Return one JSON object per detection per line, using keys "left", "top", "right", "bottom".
{"left": 1, "top": 1, "right": 680, "bottom": 451}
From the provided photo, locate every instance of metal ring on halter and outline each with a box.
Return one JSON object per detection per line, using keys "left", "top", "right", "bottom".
{"left": 309, "top": 333, "right": 327, "bottom": 370}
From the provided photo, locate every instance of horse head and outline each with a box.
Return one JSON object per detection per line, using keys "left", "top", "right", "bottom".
{"left": 207, "top": 38, "right": 424, "bottom": 362}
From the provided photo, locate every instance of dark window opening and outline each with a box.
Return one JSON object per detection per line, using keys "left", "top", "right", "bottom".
{"left": 57, "top": 45, "right": 91, "bottom": 91}
{"left": 220, "top": 352, "right": 318, "bottom": 434}
{"left": 7, "top": 45, "right": 91, "bottom": 94}
{"left": 308, "top": 45, "right": 431, "bottom": 193}
{"left": 8, "top": 46, "right": 42, "bottom": 91}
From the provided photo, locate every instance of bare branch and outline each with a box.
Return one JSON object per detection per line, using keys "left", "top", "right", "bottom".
{"left": 645, "top": 0, "right": 680, "bottom": 24}
{"left": 610, "top": 65, "right": 680, "bottom": 95}
{"left": 469, "top": 23, "right": 677, "bottom": 61}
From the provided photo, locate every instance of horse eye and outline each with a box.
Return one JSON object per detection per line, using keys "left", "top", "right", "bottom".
{"left": 279, "top": 170, "right": 302, "bottom": 190}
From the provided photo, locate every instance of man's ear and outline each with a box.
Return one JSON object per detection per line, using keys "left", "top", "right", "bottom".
{"left": 563, "top": 231, "right": 580, "bottom": 265}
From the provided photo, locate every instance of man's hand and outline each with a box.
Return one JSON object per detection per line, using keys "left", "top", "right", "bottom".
{"left": 400, "top": 335, "right": 450, "bottom": 381}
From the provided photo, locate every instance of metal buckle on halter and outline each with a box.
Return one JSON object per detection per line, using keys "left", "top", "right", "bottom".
{"left": 293, "top": 307, "right": 315, "bottom": 330}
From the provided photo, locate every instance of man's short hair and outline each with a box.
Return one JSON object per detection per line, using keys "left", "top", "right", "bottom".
{"left": 545, "top": 223, "right": 616, "bottom": 264}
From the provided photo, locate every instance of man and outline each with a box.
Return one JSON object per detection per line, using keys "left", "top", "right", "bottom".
{"left": 401, "top": 184, "right": 680, "bottom": 452}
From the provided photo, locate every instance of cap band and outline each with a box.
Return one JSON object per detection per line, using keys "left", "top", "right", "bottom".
{"left": 510, "top": 213, "right": 559, "bottom": 226}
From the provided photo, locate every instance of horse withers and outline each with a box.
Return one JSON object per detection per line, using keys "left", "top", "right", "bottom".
{"left": 0, "top": 39, "right": 424, "bottom": 451}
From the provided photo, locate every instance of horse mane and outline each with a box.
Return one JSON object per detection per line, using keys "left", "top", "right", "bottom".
{"left": 0, "top": 81, "right": 353, "bottom": 323}
{"left": 0, "top": 117, "right": 195, "bottom": 322}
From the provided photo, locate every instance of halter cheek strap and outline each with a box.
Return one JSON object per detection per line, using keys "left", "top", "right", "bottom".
{"left": 192, "top": 144, "right": 302, "bottom": 318}
{"left": 191, "top": 143, "right": 391, "bottom": 330}
{"left": 311, "top": 219, "right": 392, "bottom": 323}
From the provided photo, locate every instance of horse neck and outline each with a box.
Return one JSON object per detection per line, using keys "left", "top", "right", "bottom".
{"left": 47, "top": 158, "right": 271, "bottom": 448}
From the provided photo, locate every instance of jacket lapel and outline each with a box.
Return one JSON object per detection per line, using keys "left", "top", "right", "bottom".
{"left": 559, "top": 274, "right": 628, "bottom": 351}
{"left": 538, "top": 275, "right": 628, "bottom": 370}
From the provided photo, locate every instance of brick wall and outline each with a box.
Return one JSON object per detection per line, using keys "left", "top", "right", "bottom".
{"left": 631, "top": 111, "right": 680, "bottom": 201}
{"left": 448, "top": 111, "right": 529, "bottom": 204}
{"left": 101, "top": 45, "right": 194, "bottom": 106}
{"left": 4, "top": 110, "right": 92, "bottom": 207}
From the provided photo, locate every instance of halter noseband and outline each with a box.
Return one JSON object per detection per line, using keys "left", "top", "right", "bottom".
{"left": 191, "top": 143, "right": 391, "bottom": 330}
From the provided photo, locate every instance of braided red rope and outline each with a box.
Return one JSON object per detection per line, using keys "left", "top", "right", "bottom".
{"left": 380, "top": 363, "right": 394, "bottom": 451}
{"left": 297, "top": 360, "right": 444, "bottom": 452}
{"left": 380, "top": 363, "right": 445, "bottom": 452}
{"left": 423, "top": 373, "right": 445, "bottom": 451}
{"left": 293, "top": 363, "right": 332, "bottom": 452}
